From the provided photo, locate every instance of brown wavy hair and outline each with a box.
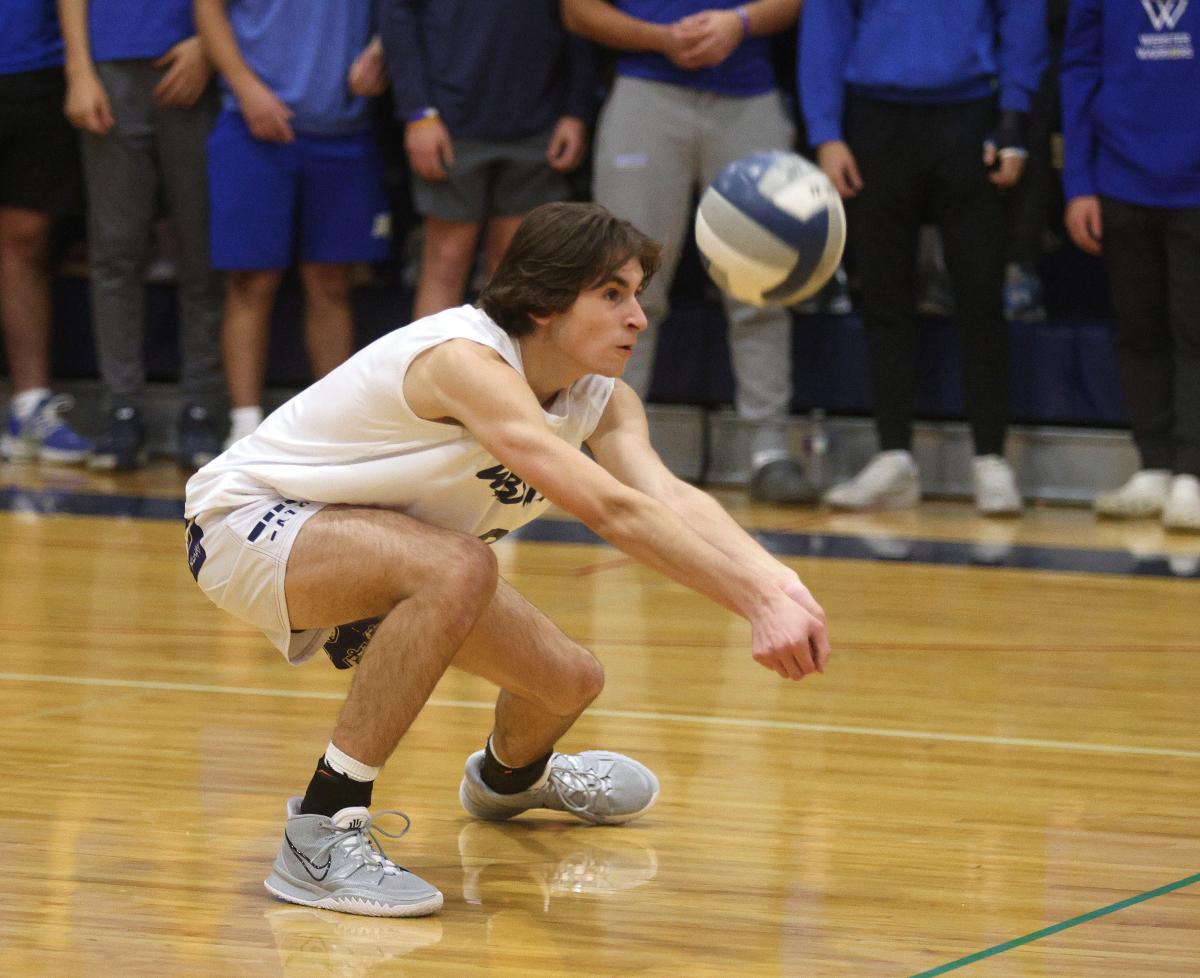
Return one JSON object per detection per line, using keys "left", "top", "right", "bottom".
{"left": 478, "top": 202, "right": 661, "bottom": 336}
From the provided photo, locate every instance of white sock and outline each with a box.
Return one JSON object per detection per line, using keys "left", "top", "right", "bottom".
{"left": 11, "top": 388, "right": 50, "bottom": 420}
{"left": 324, "top": 741, "right": 380, "bottom": 783}
{"left": 229, "top": 405, "right": 263, "bottom": 429}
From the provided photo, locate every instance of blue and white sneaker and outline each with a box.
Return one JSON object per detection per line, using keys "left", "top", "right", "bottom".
{"left": 2, "top": 394, "right": 93, "bottom": 464}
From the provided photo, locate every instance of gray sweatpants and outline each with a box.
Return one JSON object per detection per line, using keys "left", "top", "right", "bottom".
{"left": 593, "top": 76, "right": 796, "bottom": 455}
{"left": 82, "top": 60, "right": 223, "bottom": 410}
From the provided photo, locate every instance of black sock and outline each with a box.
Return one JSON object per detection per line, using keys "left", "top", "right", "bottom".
{"left": 480, "top": 738, "right": 552, "bottom": 794}
{"left": 300, "top": 755, "right": 374, "bottom": 817}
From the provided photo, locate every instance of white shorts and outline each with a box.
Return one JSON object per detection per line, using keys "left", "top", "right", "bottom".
{"left": 185, "top": 494, "right": 328, "bottom": 663}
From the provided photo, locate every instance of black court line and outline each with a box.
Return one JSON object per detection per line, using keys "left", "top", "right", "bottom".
{"left": 2, "top": 485, "right": 1199, "bottom": 580}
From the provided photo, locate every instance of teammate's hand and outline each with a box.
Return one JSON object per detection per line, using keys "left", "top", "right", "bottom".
{"left": 347, "top": 37, "right": 388, "bottom": 97}
{"left": 406, "top": 117, "right": 455, "bottom": 181}
{"left": 64, "top": 68, "right": 114, "bottom": 135}
{"left": 669, "top": 10, "right": 743, "bottom": 70}
{"left": 546, "top": 116, "right": 587, "bottom": 173}
{"left": 153, "top": 37, "right": 213, "bottom": 109}
{"left": 982, "top": 109, "right": 1028, "bottom": 188}
{"left": 1065, "top": 195, "right": 1103, "bottom": 256}
{"left": 237, "top": 78, "right": 294, "bottom": 143}
{"left": 750, "top": 587, "right": 831, "bottom": 681}
{"left": 816, "top": 140, "right": 863, "bottom": 198}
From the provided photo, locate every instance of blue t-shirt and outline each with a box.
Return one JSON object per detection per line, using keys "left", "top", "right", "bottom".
{"left": 88, "top": 0, "right": 194, "bottom": 62}
{"left": 0, "top": 0, "right": 63, "bottom": 75}
{"left": 615, "top": 0, "right": 775, "bottom": 96}
{"left": 223, "top": 0, "right": 376, "bottom": 135}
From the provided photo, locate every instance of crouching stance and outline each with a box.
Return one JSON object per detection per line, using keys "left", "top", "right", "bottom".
{"left": 184, "top": 202, "right": 831, "bottom": 917}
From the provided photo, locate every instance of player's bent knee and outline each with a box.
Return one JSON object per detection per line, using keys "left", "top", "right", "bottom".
{"left": 439, "top": 535, "right": 498, "bottom": 615}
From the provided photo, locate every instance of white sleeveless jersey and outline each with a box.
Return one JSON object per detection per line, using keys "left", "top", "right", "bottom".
{"left": 185, "top": 305, "right": 615, "bottom": 542}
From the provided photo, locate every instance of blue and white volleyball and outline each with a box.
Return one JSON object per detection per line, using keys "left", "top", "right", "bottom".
{"left": 695, "top": 151, "right": 846, "bottom": 307}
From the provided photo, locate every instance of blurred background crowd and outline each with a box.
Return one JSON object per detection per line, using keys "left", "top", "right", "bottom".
{"left": 0, "top": 0, "right": 1196, "bottom": 531}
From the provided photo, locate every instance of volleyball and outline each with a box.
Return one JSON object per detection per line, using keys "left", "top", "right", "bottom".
{"left": 695, "top": 150, "right": 846, "bottom": 307}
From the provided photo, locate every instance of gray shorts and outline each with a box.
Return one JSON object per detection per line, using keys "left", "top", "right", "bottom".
{"left": 185, "top": 494, "right": 327, "bottom": 664}
{"left": 412, "top": 129, "right": 571, "bottom": 222}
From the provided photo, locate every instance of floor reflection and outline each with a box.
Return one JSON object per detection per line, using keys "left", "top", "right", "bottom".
{"left": 457, "top": 820, "right": 659, "bottom": 910}
{"left": 265, "top": 905, "right": 443, "bottom": 978}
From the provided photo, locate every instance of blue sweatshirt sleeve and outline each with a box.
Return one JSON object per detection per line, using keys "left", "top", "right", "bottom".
{"left": 798, "top": 0, "right": 857, "bottom": 146}
{"left": 1058, "top": 0, "right": 1101, "bottom": 201}
{"left": 996, "top": 0, "right": 1049, "bottom": 112}
{"left": 563, "top": 33, "right": 600, "bottom": 124}
{"left": 378, "top": 0, "right": 432, "bottom": 120}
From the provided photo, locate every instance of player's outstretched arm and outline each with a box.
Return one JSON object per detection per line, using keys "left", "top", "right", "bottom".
{"left": 407, "top": 343, "right": 830, "bottom": 679}
{"left": 587, "top": 381, "right": 830, "bottom": 656}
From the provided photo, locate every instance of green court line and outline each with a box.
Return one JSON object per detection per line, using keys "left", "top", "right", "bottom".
{"left": 908, "top": 871, "right": 1200, "bottom": 978}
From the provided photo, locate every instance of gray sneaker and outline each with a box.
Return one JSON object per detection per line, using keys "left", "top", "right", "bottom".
{"left": 264, "top": 797, "right": 443, "bottom": 917}
{"left": 459, "top": 750, "right": 659, "bottom": 826}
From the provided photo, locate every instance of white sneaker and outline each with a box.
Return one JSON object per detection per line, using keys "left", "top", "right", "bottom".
{"left": 972, "top": 455, "right": 1022, "bottom": 516}
{"left": 823, "top": 450, "right": 920, "bottom": 511}
{"left": 1163, "top": 474, "right": 1200, "bottom": 533}
{"left": 1094, "top": 470, "right": 1171, "bottom": 519}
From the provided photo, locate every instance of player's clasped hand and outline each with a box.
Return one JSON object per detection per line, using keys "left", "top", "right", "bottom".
{"left": 750, "top": 583, "right": 831, "bottom": 681}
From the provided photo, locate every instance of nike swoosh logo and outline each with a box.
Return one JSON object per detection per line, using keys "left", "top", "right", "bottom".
{"left": 285, "top": 831, "right": 331, "bottom": 881}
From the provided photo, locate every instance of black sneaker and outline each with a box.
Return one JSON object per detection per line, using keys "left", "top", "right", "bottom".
{"left": 178, "top": 404, "right": 221, "bottom": 470}
{"left": 322, "top": 617, "right": 382, "bottom": 669}
{"left": 749, "top": 458, "right": 818, "bottom": 504}
{"left": 88, "top": 405, "right": 146, "bottom": 471}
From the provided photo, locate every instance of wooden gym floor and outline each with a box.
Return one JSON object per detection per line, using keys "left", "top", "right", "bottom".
{"left": 1, "top": 461, "right": 1196, "bottom": 977}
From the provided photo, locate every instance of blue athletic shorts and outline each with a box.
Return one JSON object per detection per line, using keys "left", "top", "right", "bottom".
{"left": 207, "top": 110, "right": 391, "bottom": 270}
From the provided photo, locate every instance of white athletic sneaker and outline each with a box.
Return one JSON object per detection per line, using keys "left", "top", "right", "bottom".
{"left": 1094, "top": 470, "right": 1171, "bottom": 519}
{"left": 1163, "top": 474, "right": 1200, "bottom": 533}
{"left": 459, "top": 750, "right": 659, "bottom": 826}
{"left": 823, "top": 450, "right": 920, "bottom": 511}
{"left": 264, "top": 798, "right": 443, "bottom": 917}
{"left": 972, "top": 455, "right": 1023, "bottom": 516}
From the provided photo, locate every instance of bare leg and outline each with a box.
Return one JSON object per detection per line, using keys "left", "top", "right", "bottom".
{"left": 413, "top": 217, "right": 481, "bottom": 319}
{"left": 481, "top": 213, "right": 523, "bottom": 278}
{"left": 452, "top": 579, "right": 605, "bottom": 767}
{"left": 0, "top": 207, "right": 54, "bottom": 392}
{"left": 284, "top": 506, "right": 603, "bottom": 769}
{"left": 222, "top": 269, "right": 282, "bottom": 408}
{"left": 298, "top": 262, "right": 354, "bottom": 379}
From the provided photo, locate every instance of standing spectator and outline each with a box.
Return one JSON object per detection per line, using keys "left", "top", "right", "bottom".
{"left": 379, "top": 1, "right": 597, "bottom": 320}
{"left": 59, "top": 0, "right": 224, "bottom": 470}
{"left": 800, "top": 0, "right": 1047, "bottom": 514}
{"left": 1003, "top": 0, "right": 1069, "bottom": 324}
{"left": 563, "top": 0, "right": 815, "bottom": 504}
{"left": 194, "top": 0, "right": 391, "bottom": 449}
{"left": 1062, "top": 0, "right": 1200, "bottom": 532}
{"left": 0, "top": 0, "right": 92, "bottom": 464}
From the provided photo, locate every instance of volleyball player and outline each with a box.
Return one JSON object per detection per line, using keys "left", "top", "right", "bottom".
{"left": 184, "top": 202, "right": 831, "bottom": 917}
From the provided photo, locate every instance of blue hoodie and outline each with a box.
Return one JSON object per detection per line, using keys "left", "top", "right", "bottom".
{"left": 1061, "top": 0, "right": 1200, "bottom": 208}
{"left": 799, "top": 0, "right": 1048, "bottom": 146}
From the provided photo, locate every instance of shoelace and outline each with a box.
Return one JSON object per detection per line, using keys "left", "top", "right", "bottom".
{"left": 543, "top": 757, "right": 609, "bottom": 816}
{"left": 314, "top": 810, "right": 412, "bottom": 877}
{"left": 25, "top": 394, "right": 76, "bottom": 437}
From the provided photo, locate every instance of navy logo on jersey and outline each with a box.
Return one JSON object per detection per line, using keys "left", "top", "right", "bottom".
{"left": 476, "top": 464, "right": 542, "bottom": 506}
{"left": 185, "top": 519, "right": 207, "bottom": 581}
